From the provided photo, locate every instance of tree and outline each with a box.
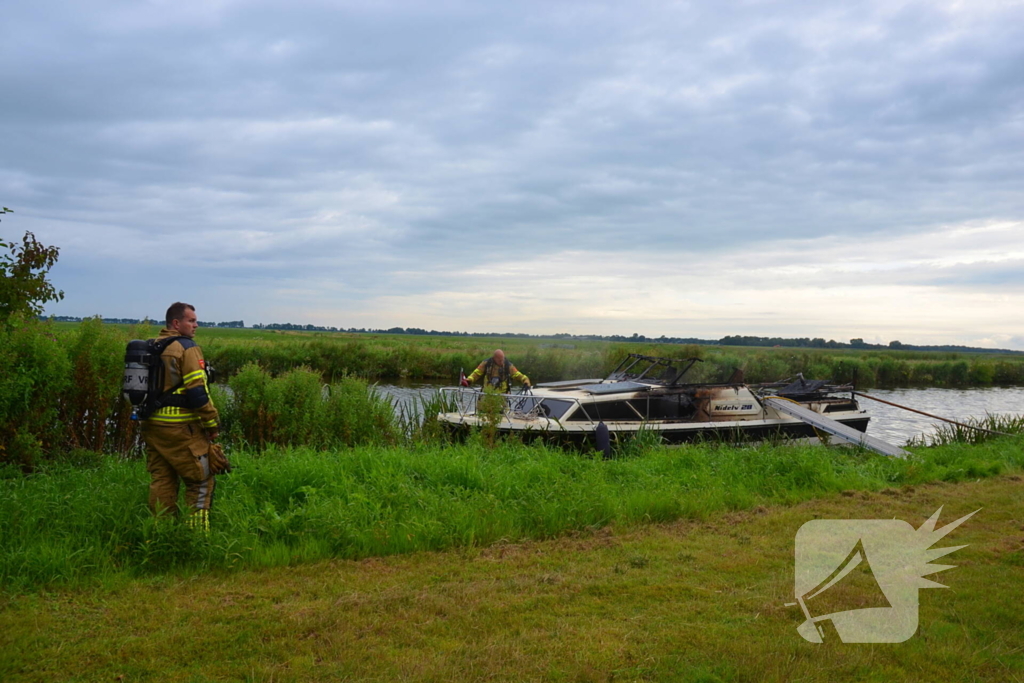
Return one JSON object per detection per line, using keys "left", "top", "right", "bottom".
{"left": 1, "top": 209, "right": 65, "bottom": 322}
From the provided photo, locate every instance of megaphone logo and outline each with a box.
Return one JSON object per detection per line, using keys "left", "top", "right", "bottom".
{"left": 790, "top": 507, "right": 978, "bottom": 643}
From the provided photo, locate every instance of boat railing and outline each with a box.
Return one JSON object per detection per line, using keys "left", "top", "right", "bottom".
{"left": 438, "top": 387, "right": 599, "bottom": 428}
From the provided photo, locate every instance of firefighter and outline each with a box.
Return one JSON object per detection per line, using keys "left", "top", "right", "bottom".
{"left": 463, "top": 349, "right": 531, "bottom": 393}
{"left": 141, "top": 302, "right": 221, "bottom": 531}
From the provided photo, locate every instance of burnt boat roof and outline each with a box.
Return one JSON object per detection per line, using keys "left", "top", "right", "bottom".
{"left": 604, "top": 354, "right": 703, "bottom": 385}
{"left": 529, "top": 354, "right": 853, "bottom": 399}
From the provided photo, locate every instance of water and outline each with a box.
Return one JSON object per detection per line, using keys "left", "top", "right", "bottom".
{"left": 855, "top": 387, "right": 1024, "bottom": 445}
{"left": 372, "top": 379, "right": 449, "bottom": 414}
{"left": 375, "top": 382, "right": 1024, "bottom": 445}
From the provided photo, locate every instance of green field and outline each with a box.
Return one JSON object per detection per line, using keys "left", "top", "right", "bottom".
{"left": 184, "top": 326, "right": 1024, "bottom": 388}
{"left": 55, "top": 319, "right": 1024, "bottom": 387}
{"left": 2, "top": 472, "right": 1021, "bottom": 682}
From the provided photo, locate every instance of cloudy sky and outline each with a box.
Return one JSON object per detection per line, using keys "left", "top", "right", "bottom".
{"left": 3, "top": 0, "right": 1023, "bottom": 347}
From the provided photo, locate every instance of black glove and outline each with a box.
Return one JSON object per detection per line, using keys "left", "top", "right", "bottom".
{"left": 209, "top": 443, "right": 232, "bottom": 475}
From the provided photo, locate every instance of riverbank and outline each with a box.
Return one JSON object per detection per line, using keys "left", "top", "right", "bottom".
{"left": 2, "top": 473, "right": 1020, "bottom": 682}
{"left": 2, "top": 437, "right": 1021, "bottom": 595}
{"left": 6, "top": 317, "right": 1024, "bottom": 466}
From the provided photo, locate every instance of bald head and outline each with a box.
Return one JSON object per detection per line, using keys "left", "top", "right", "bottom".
{"left": 492, "top": 349, "right": 505, "bottom": 364}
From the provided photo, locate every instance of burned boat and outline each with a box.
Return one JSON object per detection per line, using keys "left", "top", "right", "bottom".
{"left": 438, "top": 353, "right": 875, "bottom": 448}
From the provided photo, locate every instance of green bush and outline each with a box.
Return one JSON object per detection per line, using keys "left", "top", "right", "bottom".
{"left": 224, "top": 364, "right": 400, "bottom": 450}
{"left": 59, "top": 317, "right": 138, "bottom": 454}
{"left": 968, "top": 361, "right": 996, "bottom": 384}
{"left": 0, "top": 316, "right": 71, "bottom": 468}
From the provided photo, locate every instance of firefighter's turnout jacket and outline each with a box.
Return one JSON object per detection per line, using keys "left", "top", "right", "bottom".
{"left": 141, "top": 329, "right": 220, "bottom": 520}
{"left": 465, "top": 358, "right": 530, "bottom": 393}
{"left": 146, "top": 329, "right": 219, "bottom": 429}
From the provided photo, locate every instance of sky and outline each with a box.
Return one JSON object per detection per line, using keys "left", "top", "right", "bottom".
{"left": 3, "top": 0, "right": 1024, "bottom": 348}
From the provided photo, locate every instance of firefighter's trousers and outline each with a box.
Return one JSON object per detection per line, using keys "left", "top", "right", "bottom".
{"left": 142, "top": 422, "right": 216, "bottom": 517}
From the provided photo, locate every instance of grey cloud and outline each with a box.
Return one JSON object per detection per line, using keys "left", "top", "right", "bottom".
{"left": 3, "top": 0, "right": 1024, "bottom": 334}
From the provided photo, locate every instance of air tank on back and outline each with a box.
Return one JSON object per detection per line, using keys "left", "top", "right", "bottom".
{"left": 122, "top": 339, "right": 152, "bottom": 419}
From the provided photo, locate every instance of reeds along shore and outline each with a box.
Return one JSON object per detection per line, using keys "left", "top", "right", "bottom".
{"left": 3, "top": 316, "right": 1024, "bottom": 467}
{"left": 194, "top": 327, "right": 1024, "bottom": 388}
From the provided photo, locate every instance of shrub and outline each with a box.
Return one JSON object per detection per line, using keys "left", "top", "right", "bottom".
{"left": 224, "top": 364, "right": 400, "bottom": 450}
{"left": 0, "top": 316, "right": 71, "bottom": 468}
{"left": 59, "top": 317, "right": 137, "bottom": 454}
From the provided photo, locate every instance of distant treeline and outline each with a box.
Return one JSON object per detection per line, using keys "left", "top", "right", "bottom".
{"left": 716, "top": 335, "right": 1024, "bottom": 355}
{"left": 44, "top": 316, "right": 1022, "bottom": 355}
{"left": 48, "top": 315, "right": 245, "bottom": 328}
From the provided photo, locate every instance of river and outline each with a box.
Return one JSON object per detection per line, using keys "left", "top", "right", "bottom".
{"left": 852, "top": 387, "right": 1024, "bottom": 444}
{"left": 375, "top": 381, "right": 1024, "bottom": 445}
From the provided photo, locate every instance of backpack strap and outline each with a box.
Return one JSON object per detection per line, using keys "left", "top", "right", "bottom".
{"left": 146, "top": 337, "right": 190, "bottom": 414}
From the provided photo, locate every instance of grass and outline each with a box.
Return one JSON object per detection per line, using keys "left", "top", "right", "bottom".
{"left": 2, "top": 436, "right": 1022, "bottom": 595}
{"left": 909, "top": 413, "right": 1024, "bottom": 446}
{"left": 1, "top": 473, "right": 1021, "bottom": 681}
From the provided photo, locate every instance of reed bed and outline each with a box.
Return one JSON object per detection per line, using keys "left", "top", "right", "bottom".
{"left": 909, "top": 413, "right": 1024, "bottom": 446}
{"left": 196, "top": 331, "right": 1024, "bottom": 389}
{"left": 5, "top": 318, "right": 1024, "bottom": 469}
{"left": 2, "top": 435, "right": 1021, "bottom": 594}
{"left": 50, "top": 320, "right": 1024, "bottom": 389}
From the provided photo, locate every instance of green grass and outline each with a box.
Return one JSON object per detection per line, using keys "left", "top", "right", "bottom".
{"left": 2, "top": 437, "right": 1021, "bottom": 595}
{"left": 1, "top": 474, "right": 1021, "bottom": 682}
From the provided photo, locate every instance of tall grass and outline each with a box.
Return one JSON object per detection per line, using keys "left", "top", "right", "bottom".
{"left": 5, "top": 321, "right": 1024, "bottom": 468}
{"left": 76, "top": 323, "right": 1024, "bottom": 388}
{"left": 2, "top": 436, "right": 1021, "bottom": 594}
{"left": 908, "top": 413, "right": 1024, "bottom": 446}
{"left": 391, "top": 388, "right": 461, "bottom": 444}
{"left": 0, "top": 316, "right": 140, "bottom": 468}
{"left": 220, "top": 364, "right": 401, "bottom": 450}
{"left": 0, "top": 320, "right": 409, "bottom": 464}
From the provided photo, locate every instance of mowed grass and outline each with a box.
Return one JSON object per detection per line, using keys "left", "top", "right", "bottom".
{"left": 1, "top": 475, "right": 1021, "bottom": 682}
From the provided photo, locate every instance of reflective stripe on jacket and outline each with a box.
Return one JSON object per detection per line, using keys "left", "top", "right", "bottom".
{"left": 465, "top": 358, "right": 529, "bottom": 392}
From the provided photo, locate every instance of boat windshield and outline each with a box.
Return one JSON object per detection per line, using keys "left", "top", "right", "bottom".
{"left": 604, "top": 354, "right": 702, "bottom": 385}
{"left": 511, "top": 396, "right": 575, "bottom": 420}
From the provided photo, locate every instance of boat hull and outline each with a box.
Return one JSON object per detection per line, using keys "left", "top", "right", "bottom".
{"left": 439, "top": 413, "right": 871, "bottom": 449}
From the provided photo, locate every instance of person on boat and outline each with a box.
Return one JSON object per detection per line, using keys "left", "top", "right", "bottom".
{"left": 462, "top": 349, "right": 531, "bottom": 392}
